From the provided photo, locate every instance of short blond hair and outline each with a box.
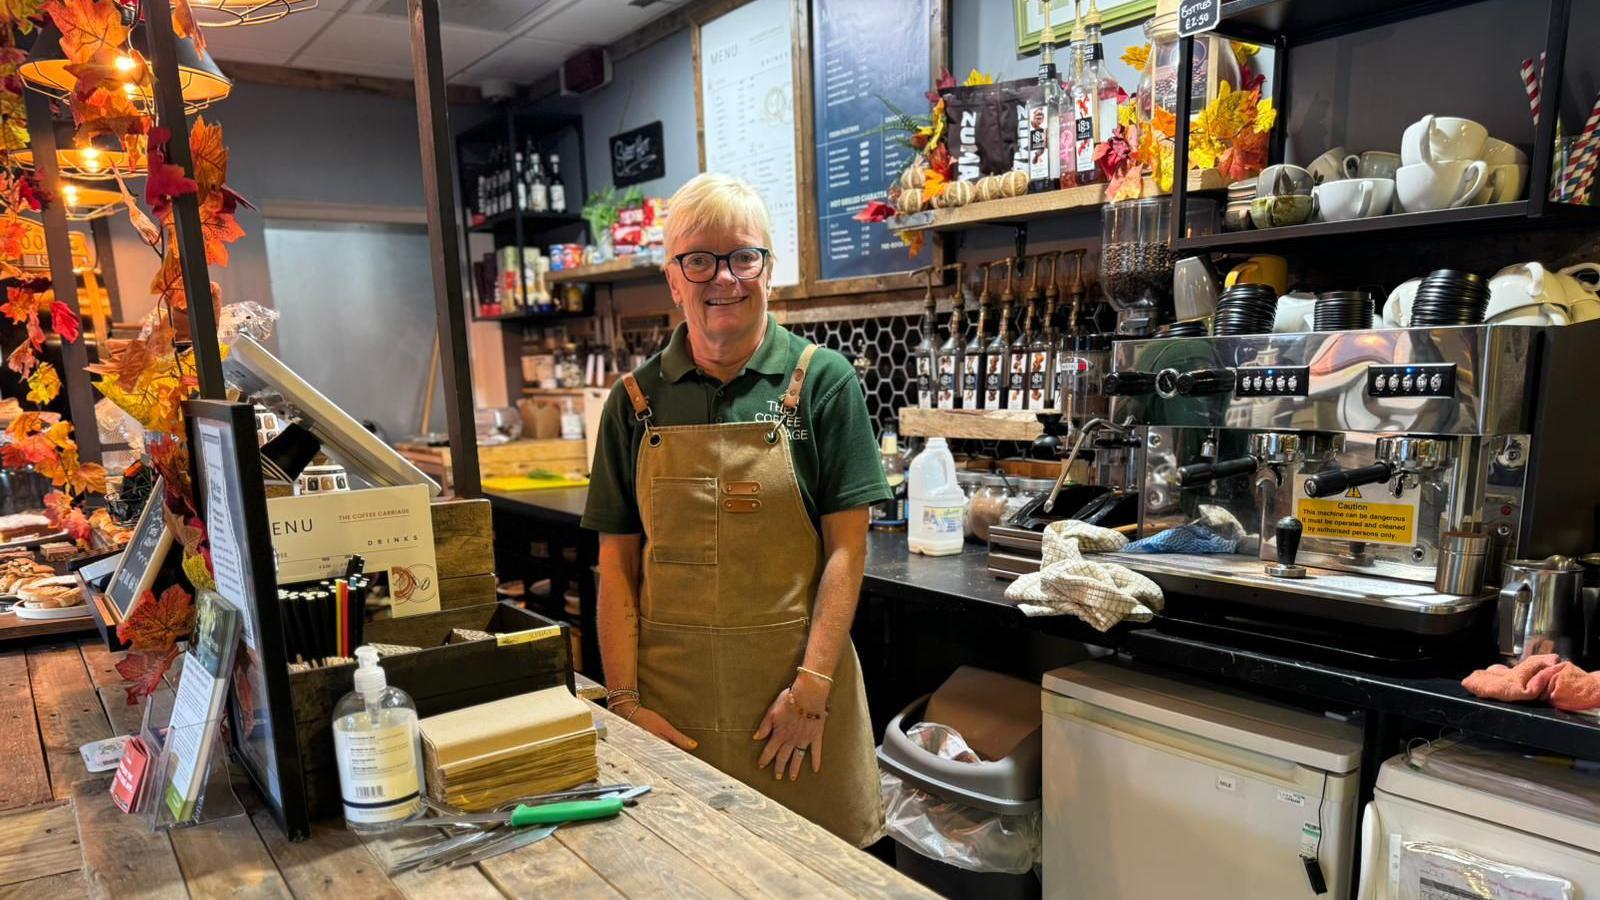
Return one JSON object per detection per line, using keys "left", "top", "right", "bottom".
{"left": 662, "top": 173, "right": 773, "bottom": 260}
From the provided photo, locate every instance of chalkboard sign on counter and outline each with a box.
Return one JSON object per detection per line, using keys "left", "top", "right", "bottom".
{"left": 611, "top": 121, "right": 666, "bottom": 188}
{"left": 104, "top": 478, "right": 172, "bottom": 622}
{"left": 810, "top": 0, "right": 934, "bottom": 283}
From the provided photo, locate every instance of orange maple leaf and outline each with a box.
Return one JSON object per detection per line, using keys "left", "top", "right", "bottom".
{"left": 171, "top": 0, "right": 204, "bottom": 53}
{"left": 188, "top": 115, "right": 227, "bottom": 200}
{"left": 1152, "top": 107, "right": 1177, "bottom": 140}
{"left": 198, "top": 190, "right": 244, "bottom": 265}
{"left": 47, "top": 0, "right": 128, "bottom": 63}
{"left": 150, "top": 243, "right": 187, "bottom": 309}
{"left": 116, "top": 583, "right": 195, "bottom": 652}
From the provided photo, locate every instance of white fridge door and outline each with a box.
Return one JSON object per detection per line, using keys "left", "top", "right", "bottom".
{"left": 1044, "top": 698, "right": 1356, "bottom": 900}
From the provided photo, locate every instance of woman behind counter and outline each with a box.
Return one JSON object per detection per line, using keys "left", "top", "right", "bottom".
{"left": 581, "top": 173, "right": 891, "bottom": 846}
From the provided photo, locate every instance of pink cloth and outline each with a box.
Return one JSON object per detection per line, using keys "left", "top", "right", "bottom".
{"left": 1462, "top": 653, "right": 1600, "bottom": 711}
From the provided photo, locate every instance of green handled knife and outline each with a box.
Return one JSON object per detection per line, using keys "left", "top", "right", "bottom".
{"left": 397, "top": 796, "right": 626, "bottom": 829}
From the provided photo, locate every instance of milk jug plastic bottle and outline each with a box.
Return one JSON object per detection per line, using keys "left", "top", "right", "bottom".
{"left": 907, "top": 437, "right": 966, "bottom": 556}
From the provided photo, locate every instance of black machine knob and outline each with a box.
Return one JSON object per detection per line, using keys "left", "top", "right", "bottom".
{"left": 1104, "top": 371, "right": 1156, "bottom": 396}
{"left": 1175, "top": 455, "right": 1259, "bottom": 487}
{"left": 1301, "top": 462, "right": 1394, "bottom": 499}
{"left": 1175, "top": 368, "right": 1238, "bottom": 396}
{"left": 1266, "top": 516, "right": 1307, "bottom": 579}
{"left": 1276, "top": 516, "right": 1303, "bottom": 566}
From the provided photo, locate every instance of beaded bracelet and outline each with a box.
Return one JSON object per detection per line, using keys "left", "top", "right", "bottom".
{"left": 786, "top": 687, "right": 830, "bottom": 721}
{"left": 605, "top": 689, "right": 641, "bottom": 709}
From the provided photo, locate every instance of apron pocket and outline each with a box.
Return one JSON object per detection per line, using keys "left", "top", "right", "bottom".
{"left": 718, "top": 617, "right": 810, "bottom": 733}
{"left": 648, "top": 477, "right": 718, "bottom": 565}
{"left": 638, "top": 617, "right": 720, "bottom": 731}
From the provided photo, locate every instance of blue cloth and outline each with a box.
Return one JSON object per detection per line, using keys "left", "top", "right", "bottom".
{"left": 1123, "top": 523, "right": 1239, "bottom": 554}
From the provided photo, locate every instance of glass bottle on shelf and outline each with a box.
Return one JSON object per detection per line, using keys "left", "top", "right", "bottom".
{"left": 1084, "top": 2, "right": 1122, "bottom": 153}
{"left": 914, "top": 275, "right": 939, "bottom": 409}
{"left": 986, "top": 281, "right": 1013, "bottom": 411}
{"left": 1028, "top": 1, "right": 1063, "bottom": 194}
{"left": 1067, "top": 6, "right": 1101, "bottom": 187}
{"left": 962, "top": 266, "right": 992, "bottom": 411}
{"left": 937, "top": 276, "right": 965, "bottom": 410}
{"left": 528, "top": 152, "right": 550, "bottom": 214}
{"left": 1031, "top": 254, "right": 1059, "bottom": 411}
{"left": 548, "top": 154, "right": 567, "bottom": 213}
{"left": 513, "top": 146, "right": 527, "bottom": 211}
{"left": 1010, "top": 262, "right": 1039, "bottom": 411}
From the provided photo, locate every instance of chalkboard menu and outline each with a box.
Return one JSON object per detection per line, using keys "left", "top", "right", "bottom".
{"left": 104, "top": 479, "right": 172, "bottom": 621}
{"left": 811, "top": 0, "right": 933, "bottom": 282}
{"left": 611, "top": 121, "right": 666, "bottom": 187}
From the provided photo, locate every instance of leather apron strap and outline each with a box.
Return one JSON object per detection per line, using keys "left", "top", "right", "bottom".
{"left": 781, "top": 344, "right": 820, "bottom": 412}
{"left": 620, "top": 373, "right": 652, "bottom": 422}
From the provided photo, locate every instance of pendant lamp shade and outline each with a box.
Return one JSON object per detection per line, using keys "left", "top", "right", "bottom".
{"left": 190, "top": 0, "right": 319, "bottom": 27}
{"left": 19, "top": 23, "right": 232, "bottom": 114}
{"left": 58, "top": 181, "right": 124, "bottom": 221}
{"left": 12, "top": 133, "right": 145, "bottom": 182}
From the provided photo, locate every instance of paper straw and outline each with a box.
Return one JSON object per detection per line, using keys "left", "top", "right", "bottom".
{"left": 1521, "top": 56, "right": 1542, "bottom": 127}
{"left": 1569, "top": 92, "right": 1600, "bottom": 203}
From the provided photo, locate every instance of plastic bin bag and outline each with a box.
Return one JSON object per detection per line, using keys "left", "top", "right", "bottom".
{"left": 1407, "top": 738, "right": 1600, "bottom": 827}
{"left": 880, "top": 722, "right": 1040, "bottom": 875}
{"left": 1396, "top": 842, "right": 1572, "bottom": 900}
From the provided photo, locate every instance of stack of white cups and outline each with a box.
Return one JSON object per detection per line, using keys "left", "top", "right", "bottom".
{"left": 1397, "top": 114, "right": 1529, "bottom": 212}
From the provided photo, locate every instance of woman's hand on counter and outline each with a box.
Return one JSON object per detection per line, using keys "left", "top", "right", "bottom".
{"left": 624, "top": 705, "right": 699, "bottom": 752}
{"left": 754, "top": 686, "right": 827, "bottom": 781}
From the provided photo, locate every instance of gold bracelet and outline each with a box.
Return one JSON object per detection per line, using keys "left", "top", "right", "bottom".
{"left": 624, "top": 704, "right": 642, "bottom": 722}
{"left": 796, "top": 665, "right": 834, "bottom": 686}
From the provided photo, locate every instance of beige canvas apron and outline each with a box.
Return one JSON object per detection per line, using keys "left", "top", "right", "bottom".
{"left": 620, "top": 344, "right": 884, "bottom": 847}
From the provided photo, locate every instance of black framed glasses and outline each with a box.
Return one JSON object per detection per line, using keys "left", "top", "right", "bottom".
{"left": 671, "top": 247, "right": 770, "bottom": 283}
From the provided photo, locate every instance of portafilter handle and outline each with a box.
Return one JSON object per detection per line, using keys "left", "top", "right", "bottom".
{"left": 1302, "top": 462, "right": 1394, "bottom": 498}
{"left": 1175, "top": 455, "right": 1259, "bottom": 487}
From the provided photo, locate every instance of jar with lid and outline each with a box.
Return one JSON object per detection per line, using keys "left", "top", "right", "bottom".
{"left": 558, "top": 342, "right": 583, "bottom": 387}
{"left": 1142, "top": 0, "right": 1242, "bottom": 124}
{"left": 967, "top": 474, "right": 1015, "bottom": 543}
{"left": 1100, "top": 197, "right": 1218, "bottom": 314}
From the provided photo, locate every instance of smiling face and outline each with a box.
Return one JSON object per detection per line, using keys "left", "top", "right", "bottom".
{"left": 666, "top": 224, "right": 772, "bottom": 348}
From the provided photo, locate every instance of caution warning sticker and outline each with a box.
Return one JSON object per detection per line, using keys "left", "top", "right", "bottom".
{"left": 1292, "top": 477, "right": 1419, "bottom": 546}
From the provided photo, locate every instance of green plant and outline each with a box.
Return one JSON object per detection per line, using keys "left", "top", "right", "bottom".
{"left": 581, "top": 186, "right": 619, "bottom": 233}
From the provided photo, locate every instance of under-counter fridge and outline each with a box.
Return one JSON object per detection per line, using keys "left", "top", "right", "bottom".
{"left": 1042, "top": 661, "right": 1363, "bottom": 900}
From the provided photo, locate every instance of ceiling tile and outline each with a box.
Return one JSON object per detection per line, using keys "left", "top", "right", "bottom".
{"left": 199, "top": 8, "right": 338, "bottom": 55}
{"left": 295, "top": 12, "right": 508, "bottom": 73}
{"left": 209, "top": 46, "right": 298, "bottom": 66}
{"left": 290, "top": 54, "right": 419, "bottom": 80}
{"left": 517, "top": 0, "right": 679, "bottom": 45}
{"left": 455, "top": 35, "right": 570, "bottom": 84}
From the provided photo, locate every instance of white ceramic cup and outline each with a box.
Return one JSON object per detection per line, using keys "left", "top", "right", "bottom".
{"left": 1487, "top": 303, "right": 1571, "bottom": 326}
{"left": 1342, "top": 150, "right": 1402, "bottom": 180}
{"left": 1481, "top": 138, "right": 1530, "bottom": 168}
{"left": 1488, "top": 262, "right": 1566, "bottom": 319}
{"left": 1313, "top": 177, "right": 1395, "bottom": 221}
{"left": 1470, "top": 164, "right": 1529, "bottom": 205}
{"left": 1273, "top": 292, "right": 1318, "bottom": 334}
{"left": 1383, "top": 278, "right": 1422, "bottom": 328}
{"left": 1307, "top": 146, "right": 1350, "bottom": 185}
{"left": 1401, "top": 114, "right": 1489, "bottom": 166}
{"left": 1396, "top": 160, "right": 1487, "bottom": 212}
{"left": 1557, "top": 262, "right": 1600, "bottom": 301}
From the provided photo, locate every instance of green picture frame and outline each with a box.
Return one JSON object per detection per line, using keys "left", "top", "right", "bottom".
{"left": 1014, "top": 0, "right": 1157, "bottom": 54}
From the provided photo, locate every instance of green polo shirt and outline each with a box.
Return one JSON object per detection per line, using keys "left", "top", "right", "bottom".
{"left": 582, "top": 315, "right": 891, "bottom": 534}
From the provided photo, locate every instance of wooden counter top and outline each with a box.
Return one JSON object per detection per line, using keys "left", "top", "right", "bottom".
{"left": 3, "top": 638, "right": 933, "bottom": 899}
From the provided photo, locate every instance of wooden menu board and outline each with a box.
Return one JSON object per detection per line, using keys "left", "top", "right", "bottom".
{"left": 694, "top": 0, "right": 802, "bottom": 289}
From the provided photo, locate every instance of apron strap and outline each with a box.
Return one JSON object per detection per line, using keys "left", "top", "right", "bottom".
{"left": 780, "top": 344, "right": 820, "bottom": 413}
{"left": 621, "top": 373, "right": 653, "bottom": 422}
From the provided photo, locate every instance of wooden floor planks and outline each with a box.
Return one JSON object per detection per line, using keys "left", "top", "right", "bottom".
{"left": 0, "top": 802, "right": 79, "bottom": 888}
{"left": 26, "top": 642, "right": 113, "bottom": 801}
{"left": 0, "top": 649, "right": 50, "bottom": 812}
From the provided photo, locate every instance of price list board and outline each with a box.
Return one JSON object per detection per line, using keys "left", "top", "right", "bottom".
{"left": 699, "top": 0, "right": 801, "bottom": 287}
{"left": 811, "top": 0, "right": 932, "bottom": 282}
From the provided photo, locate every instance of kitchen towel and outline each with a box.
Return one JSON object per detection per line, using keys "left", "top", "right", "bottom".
{"left": 1123, "top": 505, "right": 1245, "bottom": 554}
{"left": 1462, "top": 653, "right": 1600, "bottom": 711}
{"left": 1005, "top": 520, "right": 1164, "bottom": 631}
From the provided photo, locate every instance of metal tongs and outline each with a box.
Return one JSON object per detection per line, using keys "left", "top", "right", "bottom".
{"left": 387, "top": 783, "right": 651, "bottom": 874}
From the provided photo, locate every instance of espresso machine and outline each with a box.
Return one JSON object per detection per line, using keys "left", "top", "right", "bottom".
{"left": 1099, "top": 320, "right": 1600, "bottom": 665}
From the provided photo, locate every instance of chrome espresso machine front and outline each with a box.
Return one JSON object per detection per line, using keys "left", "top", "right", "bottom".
{"left": 1103, "top": 321, "right": 1600, "bottom": 651}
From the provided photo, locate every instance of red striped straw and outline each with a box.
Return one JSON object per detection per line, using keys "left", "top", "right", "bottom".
{"left": 1570, "top": 92, "right": 1600, "bottom": 203}
{"left": 1521, "top": 55, "right": 1542, "bottom": 127}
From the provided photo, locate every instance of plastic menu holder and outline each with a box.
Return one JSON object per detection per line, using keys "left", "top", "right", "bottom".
{"left": 138, "top": 656, "right": 245, "bottom": 831}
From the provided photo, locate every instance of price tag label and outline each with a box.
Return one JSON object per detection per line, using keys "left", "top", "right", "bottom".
{"left": 1177, "top": 0, "right": 1221, "bottom": 37}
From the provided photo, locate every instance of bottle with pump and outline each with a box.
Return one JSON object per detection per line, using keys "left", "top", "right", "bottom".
{"left": 907, "top": 437, "right": 966, "bottom": 556}
{"left": 333, "top": 646, "right": 424, "bottom": 833}
{"left": 937, "top": 266, "right": 966, "bottom": 410}
{"left": 962, "top": 266, "right": 992, "bottom": 411}
{"left": 1031, "top": 253, "right": 1060, "bottom": 411}
{"left": 1068, "top": 6, "right": 1102, "bottom": 187}
{"left": 986, "top": 259, "right": 1015, "bottom": 410}
{"left": 1011, "top": 258, "right": 1041, "bottom": 411}
{"left": 914, "top": 268, "right": 939, "bottom": 409}
{"left": 1084, "top": 1, "right": 1123, "bottom": 154}
{"left": 1028, "top": 1, "right": 1063, "bottom": 193}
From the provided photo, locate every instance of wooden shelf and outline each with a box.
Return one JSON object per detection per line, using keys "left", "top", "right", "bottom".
{"left": 473, "top": 307, "right": 591, "bottom": 323}
{"left": 1177, "top": 201, "right": 1535, "bottom": 251}
{"left": 467, "top": 210, "right": 584, "bottom": 237}
{"left": 545, "top": 257, "right": 663, "bottom": 285}
{"left": 520, "top": 387, "right": 588, "bottom": 397}
{"left": 899, "top": 408, "right": 1044, "bottom": 441}
{"left": 887, "top": 171, "right": 1227, "bottom": 234}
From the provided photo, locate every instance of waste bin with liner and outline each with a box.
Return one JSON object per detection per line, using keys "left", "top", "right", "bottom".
{"left": 877, "top": 666, "right": 1043, "bottom": 900}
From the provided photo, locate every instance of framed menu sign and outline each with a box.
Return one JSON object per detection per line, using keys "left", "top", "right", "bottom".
{"left": 809, "top": 0, "right": 934, "bottom": 284}
{"left": 103, "top": 479, "right": 172, "bottom": 622}
{"left": 694, "top": 0, "right": 802, "bottom": 288}
{"left": 184, "top": 399, "right": 309, "bottom": 840}
{"left": 611, "top": 121, "right": 666, "bottom": 187}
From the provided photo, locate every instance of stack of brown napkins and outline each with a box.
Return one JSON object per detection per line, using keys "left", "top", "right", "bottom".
{"left": 419, "top": 686, "right": 597, "bottom": 811}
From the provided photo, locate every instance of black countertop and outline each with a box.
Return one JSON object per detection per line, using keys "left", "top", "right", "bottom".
{"left": 486, "top": 486, "right": 588, "bottom": 526}
{"left": 860, "top": 530, "right": 1600, "bottom": 758}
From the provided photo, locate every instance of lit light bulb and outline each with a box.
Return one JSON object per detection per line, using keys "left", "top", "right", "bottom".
{"left": 114, "top": 55, "right": 136, "bottom": 74}
{"left": 79, "top": 146, "right": 103, "bottom": 174}
{"left": 123, "top": 82, "right": 138, "bottom": 96}
{"left": 63, "top": 185, "right": 80, "bottom": 205}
